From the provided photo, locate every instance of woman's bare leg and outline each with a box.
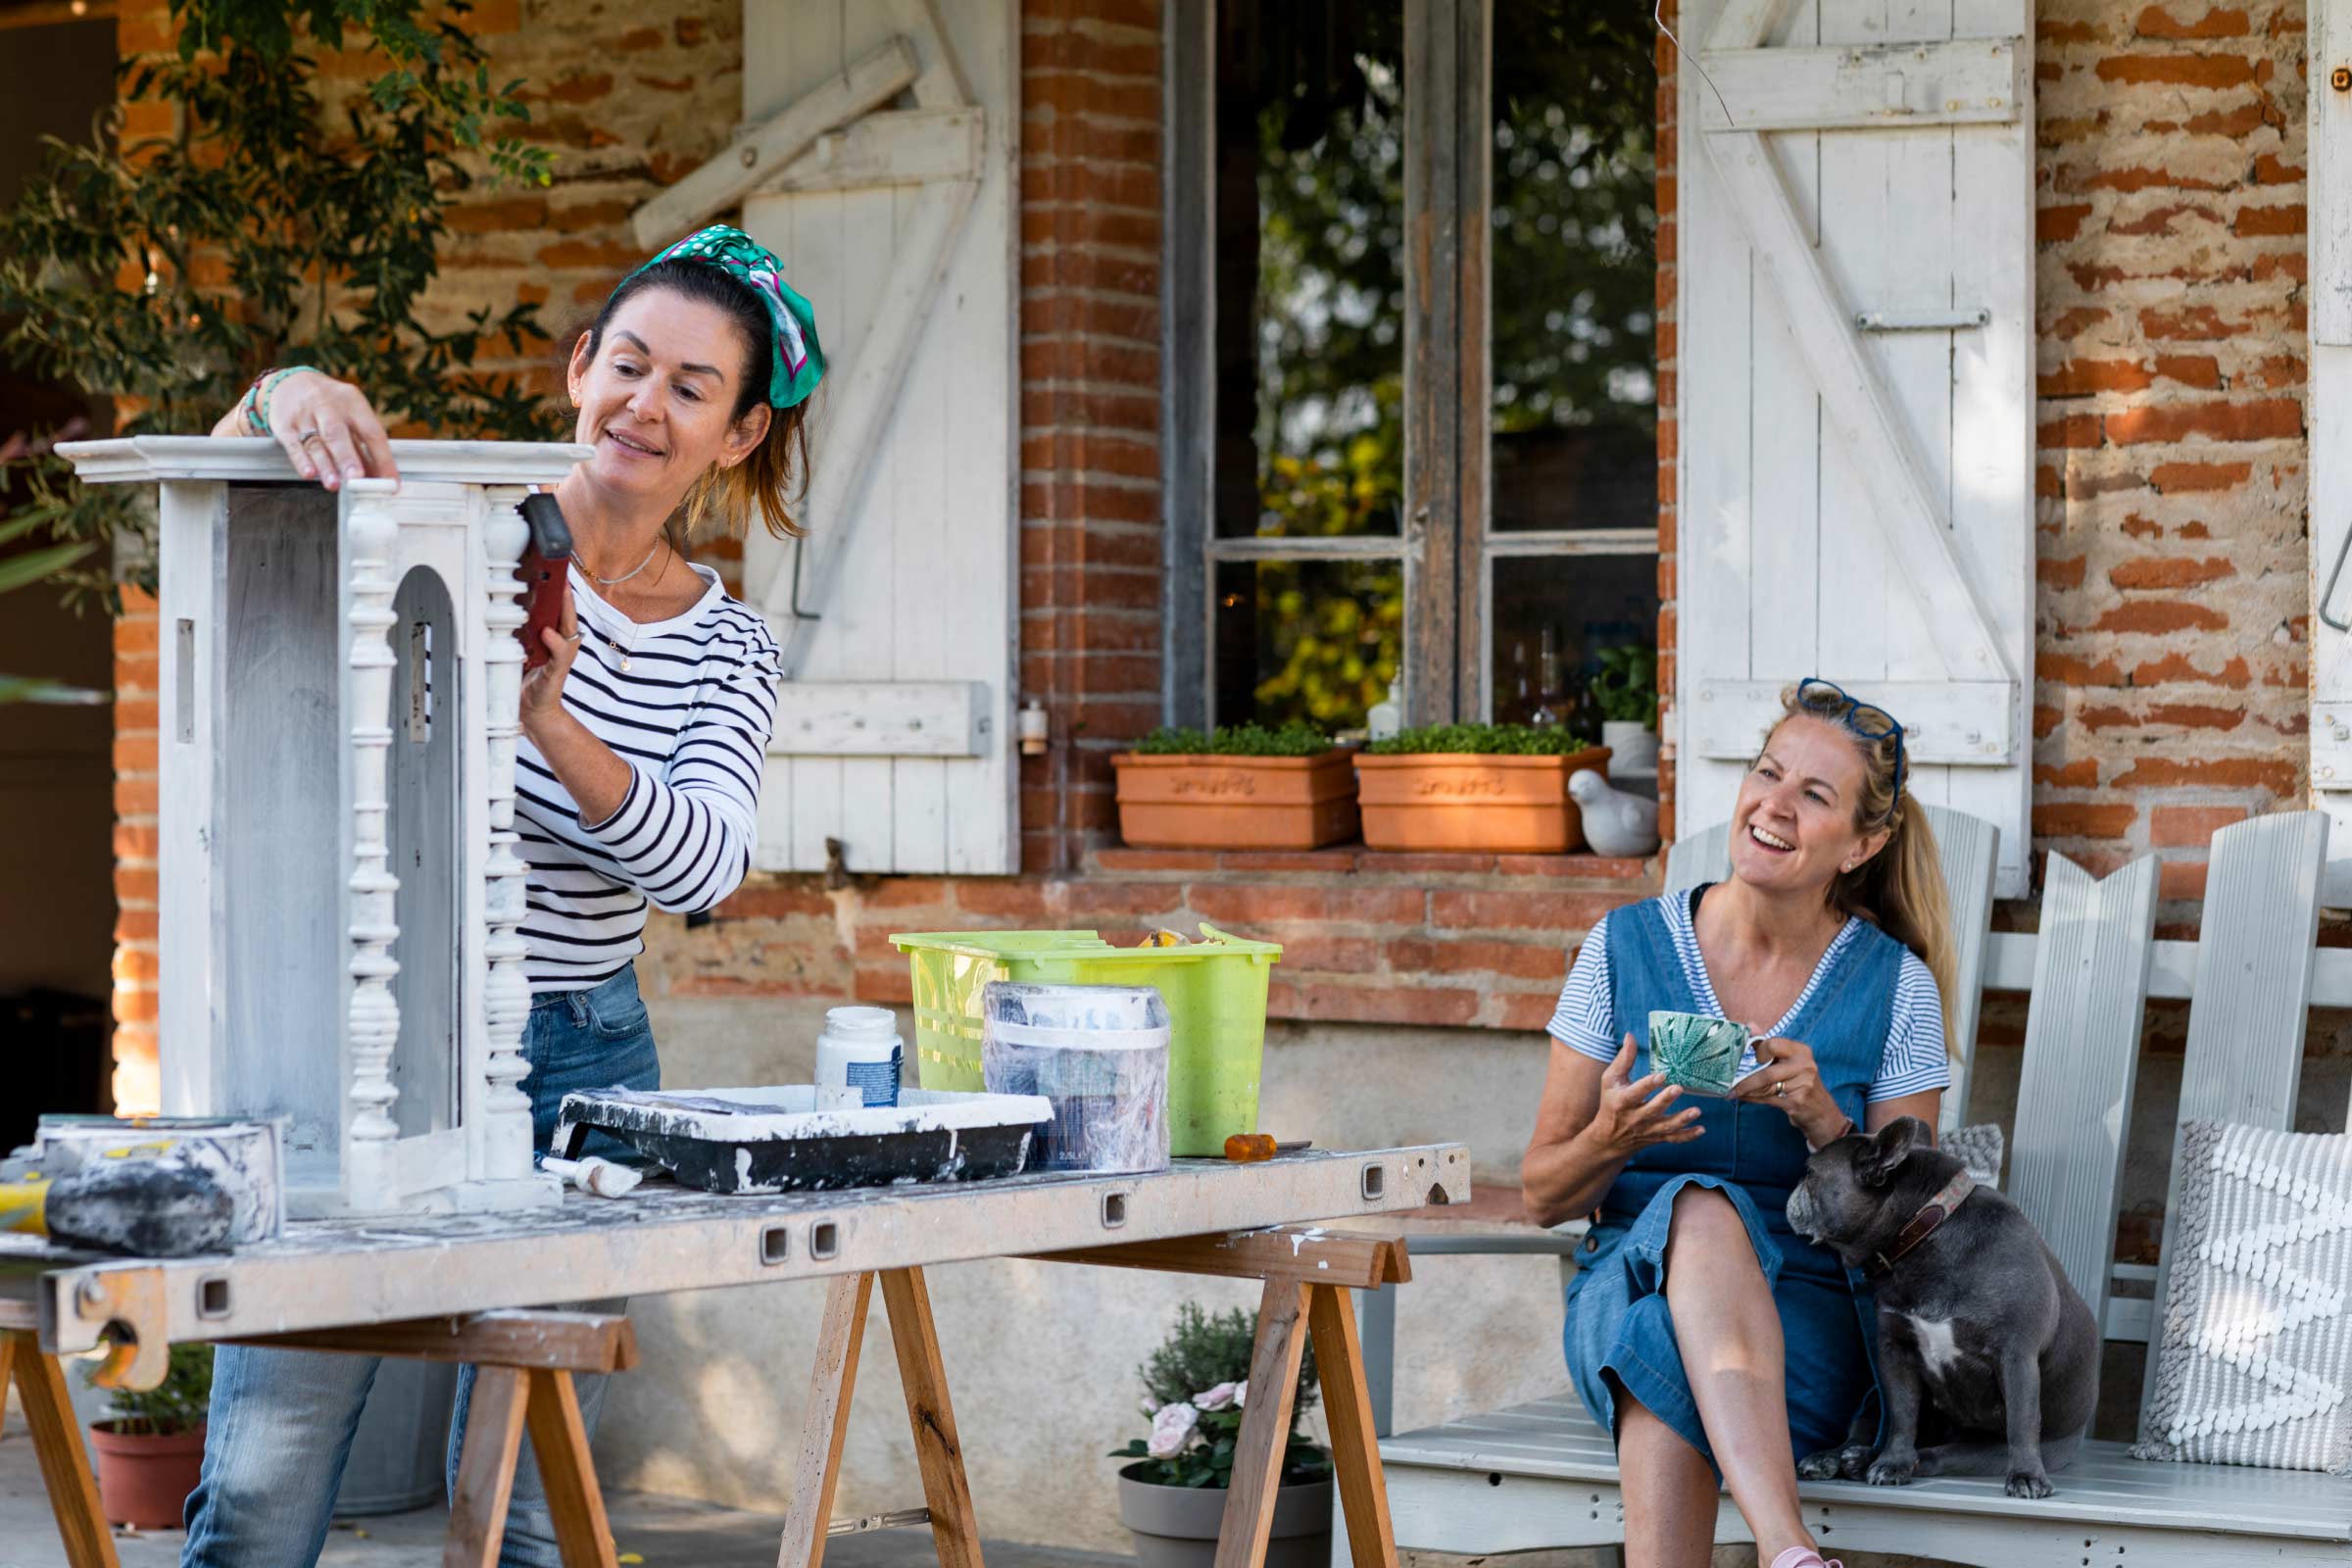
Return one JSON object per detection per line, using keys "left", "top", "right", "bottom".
{"left": 1618, "top": 1394, "right": 1719, "bottom": 1568}
{"left": 1663, "top": 1187, "right": 1817, "bottom": 1565}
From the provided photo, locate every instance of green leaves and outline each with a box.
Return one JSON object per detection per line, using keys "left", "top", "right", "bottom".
{"left": 0, "top": 0, "right": 560, "bottom": 609}
{"left": 86, "top": 1343, "right": 214, "bottom": 1436}
{"left": 1131, "top": 721, "right": 1337, "bottom": 759}
{"left": 1365, "top": 722, "right": 1598, "bottom": 757}
{"left": 1590, "top": 644, "right": 1657, "bottom": 727}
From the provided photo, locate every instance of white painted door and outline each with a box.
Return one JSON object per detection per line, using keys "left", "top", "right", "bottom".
{"left": 1675, "top": 0, "right": 2035, "bottom": 897}
{"left": 2310, "top": 0, "right": 2352, "bottom": 901}
{"left": 735, "top": 0, "right": 1016, "bottom": 875}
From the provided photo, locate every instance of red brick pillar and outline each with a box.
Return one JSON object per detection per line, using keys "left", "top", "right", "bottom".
{"left": 1019, "top": 0, "right": 1165, "bottom": 873}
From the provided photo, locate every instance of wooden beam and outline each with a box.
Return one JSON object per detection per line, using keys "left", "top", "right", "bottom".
{"left": 1686, "top": 678, "right": 2014, "bottom": 764}
{"left": 879, "top": 1269, "right": 985, "bottom": 1568}
{"left": 764, "top": 177, "right": 981, "bottom": 671}
{"left": 1212, "top": 1280, "right": 1312, "bottom": 1568}
{"left": 444, "top": 1366, "right": 531, "bottom": 1568}
{"left": 760, "top": 108, "right": 983, "bottom": 195}
{"left": 6, "top": 1333, "right": 120, "bottom": 1568}
{"left": 1700, "top": 125, "right": 2014, "bottom": 683}
{"left": 779, "top": 1272, "right": 875, "bottom": 1568}
{"left": 1031, "top": 1228, "right": 1411, "bottom": 1291}
{"left": 768, "top": 681, "right": 990, "bottom": 758}
{"left": 630, "top": 36, "right": 921, "bottom": 249}
{"left": 228, "top": 1308, "right": 638, "bottom": 1374}
{"left": 1305, "top": 1287, "right": 1396, "bottom": 1568}
{"left": 1697, "top": 38, "right": 2026, "bottom": 132}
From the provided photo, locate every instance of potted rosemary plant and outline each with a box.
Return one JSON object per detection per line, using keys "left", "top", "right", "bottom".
{"left": 1111, "top": 722, "right": 1359, "bottom": 851}
{"left": 83, "top": 1342, "right": 213, "bottom": 1529}
{"left": 1111, "top": 1302, "right": 1332, "bottom": 1566}
{"left": 1353, "top": 723, "right": 1612, "bottom": 853}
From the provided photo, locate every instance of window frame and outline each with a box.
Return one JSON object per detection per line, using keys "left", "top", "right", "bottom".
{"left": 1162, "top": 0, "right": 1660, "bottom": 732}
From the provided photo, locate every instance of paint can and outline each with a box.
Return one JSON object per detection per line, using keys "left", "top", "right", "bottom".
{"left": 815, "top": 1005, "right": 903, "bottom": 1107}
{"left": 980, "top": 982, "right": 1170, "bottom": 1174}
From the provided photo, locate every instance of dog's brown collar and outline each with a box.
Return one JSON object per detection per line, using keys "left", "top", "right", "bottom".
{"left": 1866, "top": 1168, "right": 1976, "bottom": 1277}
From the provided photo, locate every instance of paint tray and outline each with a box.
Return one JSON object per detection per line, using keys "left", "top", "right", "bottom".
{"left": 548, "top": 1086, "right": 1054, "bottom": 1196}
{"left": 28, "top": 1114, "right": 287, "bottom": 1244}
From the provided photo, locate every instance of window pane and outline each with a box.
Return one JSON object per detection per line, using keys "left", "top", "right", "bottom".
{"left": 1214, "top": 558, "right": 1403, "bottom": 731}
{"left": 1490, "top": 4, "right": 1658, "bottom": 533}
{"left": 1489, "top": 555, "right": 1658, "bottom": 733}
{"left": 1213, "top": 0, "right": 1405, "bottom": 540}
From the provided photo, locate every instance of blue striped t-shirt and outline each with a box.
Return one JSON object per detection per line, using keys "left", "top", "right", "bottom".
{"left": 1546, "top": 890, "right": 1950, "bottom": 1103}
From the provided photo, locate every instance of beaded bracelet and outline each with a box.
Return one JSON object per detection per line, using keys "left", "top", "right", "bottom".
{"left": 243, "top": 365, "right": 318, "bottom": 437}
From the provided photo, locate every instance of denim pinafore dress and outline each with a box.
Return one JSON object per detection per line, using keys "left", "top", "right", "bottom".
{"left": 1561, "top": 885, "right": 1895, "bottom": 1473}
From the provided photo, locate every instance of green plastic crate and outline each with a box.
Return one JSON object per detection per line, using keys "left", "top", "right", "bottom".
{"left": 889, "top": 925, "right": 1282, "bottom": 1157}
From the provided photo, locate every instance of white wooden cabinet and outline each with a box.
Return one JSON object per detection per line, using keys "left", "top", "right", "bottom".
{"left": 62, "top": 436, "right": 591, "bottom": 1216}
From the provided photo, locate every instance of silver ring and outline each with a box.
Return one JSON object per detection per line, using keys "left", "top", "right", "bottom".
{"left": 1775, "top": 1081, "right": 1788, "bottom": 1098}
{"left": 298, "top": 430, "right": 324, "bottom": 446}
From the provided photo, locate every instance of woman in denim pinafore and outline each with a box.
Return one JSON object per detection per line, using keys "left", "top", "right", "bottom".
{"left": 1523, "top": 682, "right": 1956, "bottom": 1568}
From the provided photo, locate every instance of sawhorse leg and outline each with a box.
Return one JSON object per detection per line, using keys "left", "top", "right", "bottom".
{"left": 1210, "top": 1282, "right": 1397, "bottom": 1568}
{"left": 1030, "top": 1226, "right": 1409, "bottom": 1568}
{"left": 229, "top": 1308, "right": 634, "bottom": 1568}
{"left": 2, "top": 1329, "right": 122, "bottom": 1568}
{"left": 779, "top": 1267, "right": 984, "bottom": 1568}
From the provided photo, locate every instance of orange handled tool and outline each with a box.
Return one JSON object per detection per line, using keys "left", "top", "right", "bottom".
{"left": 1224, "top": 1133, "right": 1277, "bottom": 1162}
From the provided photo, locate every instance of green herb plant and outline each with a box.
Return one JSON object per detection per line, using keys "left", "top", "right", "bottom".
{"left": 1590, "top": 644, "right": 1657, "bottom": 729}
{"left": 84, "top": 1342, "right": 215, "bottom": 1436}
{"left": 0, "top": 0, "right": 556, "bottom": 612}
{"left": 1365, "top": 722, "right": 1599, "bottom": 757}
{"left": 1110, "top": 1301, "right": 1328, "bottom": 1489}
{"left": 1130, "top": 721, "right": 1337, "bottom": 759}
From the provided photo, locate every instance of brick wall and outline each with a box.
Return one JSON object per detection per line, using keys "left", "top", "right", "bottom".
{"left": 103, "top": 1, "right": 2337, "bottom": 1111}
{"left": 2032, "top": 0, "right": 2310, "bottom": 908}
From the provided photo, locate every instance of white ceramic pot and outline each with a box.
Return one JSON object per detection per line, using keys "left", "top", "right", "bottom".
{"left": 1601, "top": 720, "right": 1658, "bottom": 776}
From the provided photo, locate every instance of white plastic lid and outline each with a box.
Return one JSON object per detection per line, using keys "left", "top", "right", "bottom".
{"left": 823, "top": 1005, "right": 900, "bottom": 1041}
{"left": 981, "top": 982, "right": 1170, "bottom": 1050}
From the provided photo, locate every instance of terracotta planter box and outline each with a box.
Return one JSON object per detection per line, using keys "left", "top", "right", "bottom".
{"left": 1353, "top": 747, "right": 1612, "bottom": 854}
{"left": 89, "top": 1420, "right": 207, "bottom": 1530}
{"left": 1112, "top": 751, "right": 1360, "bottom": 851}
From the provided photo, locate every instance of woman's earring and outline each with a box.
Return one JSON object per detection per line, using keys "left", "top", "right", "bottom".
{"left": 1841, "top": 860, "right": 1856, "bottom": 872}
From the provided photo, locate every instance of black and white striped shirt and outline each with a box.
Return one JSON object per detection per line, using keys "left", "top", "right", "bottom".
{"left": 514, "top": 562, "right": 779, "bottom": 991}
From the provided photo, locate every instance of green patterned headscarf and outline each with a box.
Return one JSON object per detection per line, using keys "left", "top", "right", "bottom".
{"left": 626, "top": 224, "right": 826, "bottom": 409}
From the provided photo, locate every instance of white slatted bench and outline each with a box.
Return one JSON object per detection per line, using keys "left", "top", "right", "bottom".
{"left": 1354, "top": 809, "right": 2352, "bottom": 1568}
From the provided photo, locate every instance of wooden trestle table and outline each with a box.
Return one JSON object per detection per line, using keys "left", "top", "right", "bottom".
{"left": 2, "top": 1142, "right": 1468, "bottom": 1568}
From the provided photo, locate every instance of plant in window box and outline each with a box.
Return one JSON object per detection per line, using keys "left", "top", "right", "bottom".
{"left": 1353, "top": 723, "right": 1612, "bottom": 854}
{"left": 1112, "top": 722, "right": 1359, "bottom": 852}
{"left": 1110, "top": 1300, "right": 1331, "bottom": 1567}
{"left": 81, "top": 1342, "right": 214, "bottom": 1529}
{"left": 1589, "top": 644, "right": 1659, "bottom": 778}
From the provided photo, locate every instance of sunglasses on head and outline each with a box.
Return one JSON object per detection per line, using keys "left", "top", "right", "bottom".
{"left": 1794, "top": 677, "right": 1907, "bottom": 811}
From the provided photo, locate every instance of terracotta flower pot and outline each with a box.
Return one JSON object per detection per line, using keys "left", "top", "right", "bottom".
{"left": 1112, "top": 751, "right": 1360, "bottom": 851}
{"left": 1352, "top": 746, "right": 1612, "bottom": 854}
{"left": 1116, "top": 1462, "right": 1333, "bottom": 1567}
{"left": 88, "top": 1420, "right": 207, "bottom": 1530}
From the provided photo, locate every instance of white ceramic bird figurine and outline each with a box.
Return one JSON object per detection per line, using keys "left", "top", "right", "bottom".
{"left": 1570, "top": 768, "right": 1659, "bottom": 858}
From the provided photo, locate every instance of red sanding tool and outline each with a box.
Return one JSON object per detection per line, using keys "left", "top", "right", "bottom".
{"left": 516, "top": 491, "right": 574, "bottom": 672}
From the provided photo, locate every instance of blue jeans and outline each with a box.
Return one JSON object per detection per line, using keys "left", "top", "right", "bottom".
{"left": 182, "top": 967, "right": 661, "bottom": 1568}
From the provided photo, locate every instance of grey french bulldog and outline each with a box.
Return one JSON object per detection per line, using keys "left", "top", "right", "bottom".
{"left": 1785, "top": 1116, "right": 2098, "bottom": 1499}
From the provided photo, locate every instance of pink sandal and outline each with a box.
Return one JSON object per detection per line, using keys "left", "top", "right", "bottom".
{"left": 1768, "top": 1551, "right": 1845, "bottom": 1568}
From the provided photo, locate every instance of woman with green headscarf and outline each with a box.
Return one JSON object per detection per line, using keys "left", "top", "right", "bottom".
{"left": 186, "top": 225, "right": 825, "bottom": 1568}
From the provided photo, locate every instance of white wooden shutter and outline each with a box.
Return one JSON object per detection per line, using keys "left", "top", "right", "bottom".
{"left": 2311, "top": 0, "right": 2352, "bottom": 902}
{"left": 636, "top": 0, "right": 1017, "bottom": 874}
{"left": 1675, "top": 0, "right": 2034, "bottom": 897}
